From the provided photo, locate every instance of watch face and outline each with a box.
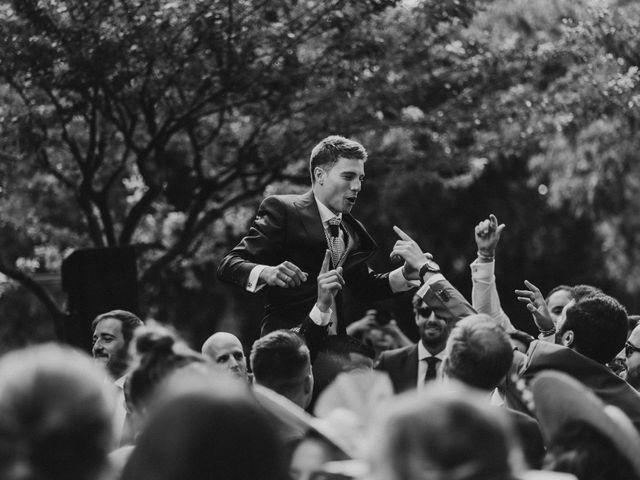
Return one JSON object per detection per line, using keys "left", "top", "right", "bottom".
{"left": 425, "top": 259, "right": 440, "bottom": 272}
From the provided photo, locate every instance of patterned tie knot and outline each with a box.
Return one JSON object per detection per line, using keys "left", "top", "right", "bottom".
{"left": 327, "top": 217, "right": 341, "bottom": 237}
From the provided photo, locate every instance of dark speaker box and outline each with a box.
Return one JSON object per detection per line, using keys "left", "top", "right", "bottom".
{"left": 61, "top": 246, "right": 139, "bottom": 351}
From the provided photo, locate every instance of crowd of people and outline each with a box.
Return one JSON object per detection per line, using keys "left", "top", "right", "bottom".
{"left": 2, "top": 135, "right": 640, "bottom": 480}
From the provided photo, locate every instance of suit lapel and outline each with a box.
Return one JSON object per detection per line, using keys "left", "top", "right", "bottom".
{"left": 402, "top": 345, "right": 420, "bottom": 390}
{"left": 293, "top": 190, "right": 326, "bottom": 245}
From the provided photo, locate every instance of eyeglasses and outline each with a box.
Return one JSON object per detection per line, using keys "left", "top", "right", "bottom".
{"left": 415, "top": 307, "right": 433, "bottom": 318}
{"left": 625, "top": 342, "right": 640, "bottom": 358}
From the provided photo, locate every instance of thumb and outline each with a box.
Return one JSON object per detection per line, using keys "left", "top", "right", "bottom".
{"left": 496, "top": 224, "right": 506, "bottom": 236}
{"left": 320, "top": 249, "right": 331, "bottom": 274}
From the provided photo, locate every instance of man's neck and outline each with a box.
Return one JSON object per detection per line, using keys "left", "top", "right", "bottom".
{"left": 421, "top": 340, "right": 446, "bottom": 356}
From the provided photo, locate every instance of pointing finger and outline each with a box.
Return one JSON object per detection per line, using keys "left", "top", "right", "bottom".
{"left": 320, "top": 250, "right": 331, "bottom": 274}
{"left": 393, "top": 225, "right": 413, "bottom": 242}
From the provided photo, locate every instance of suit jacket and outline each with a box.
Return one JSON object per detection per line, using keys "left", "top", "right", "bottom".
{"left": 375, "top": 278, "right": 476, "bottom": 393}
{"left": 376, "top": 344, "right": 420, "bottom": 393}
{"left": 217, "top": 190, "right": 393, "bottom": 334}
{"left": 504, "top": 340, "right": 640, "bottom": 433}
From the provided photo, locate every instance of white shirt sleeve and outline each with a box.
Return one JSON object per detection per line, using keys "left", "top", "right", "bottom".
{"left": 470, "top": 259, "right": 515, "bottom": 332}
{"left": 308, "top": 304, "right": 332, "bottom": 326}
{"left": 388, "top": 267, "right": 421, "bottom": 292}
{"left": 246, "top": 265, "right": 267, "bottom": 292}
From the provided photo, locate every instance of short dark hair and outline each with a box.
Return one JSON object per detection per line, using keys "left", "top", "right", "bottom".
{"left": 444, "top": 315, "right": 514, "bottom": 390}
{"left": 91, "top": 309, "right": 143, "bottom": 345}
{"left": 309, "top": 135, "right": 367, "bottom": 183}
{"left": 570, "top": 284, "right": 602, "bottom": 303}
{"left": 560, "top": 294, "right": 628, "bottom": 364}
{"left": 509, "top": 329, "right": 535, "bottom": 351}
{"left": 250, "top": 330, "right": 310, "bottom": 397}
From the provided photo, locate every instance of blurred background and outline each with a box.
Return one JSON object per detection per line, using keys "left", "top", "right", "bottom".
{"left": 1, "top": 0, "right": 640, "bottom": 352}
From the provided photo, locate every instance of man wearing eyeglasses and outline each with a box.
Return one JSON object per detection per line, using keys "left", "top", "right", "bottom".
{"left": 624, "top": 326, "right": 640, "bottom": 390}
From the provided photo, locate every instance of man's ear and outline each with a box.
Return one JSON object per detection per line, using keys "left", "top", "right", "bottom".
{"left": 560, "top": 330, "right": 574, "bottom": 348}
{"left": 304, "top": 373, "right": 313, "bottom": 395}
{"left": 314, "top": 167, "right": 325, "bottom": 185}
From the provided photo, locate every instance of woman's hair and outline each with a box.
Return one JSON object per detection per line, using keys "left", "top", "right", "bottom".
{"left": 0, "top": 344, "right": 113, "bottom": 480}
{"left": 121, "top": 378, "right": 289, "bottom": 480}
{"left": 125, "top": 323, "right": 206, "bottom": 412}
{"left": 545, "top": 421, "right": 640, "bottom": 480}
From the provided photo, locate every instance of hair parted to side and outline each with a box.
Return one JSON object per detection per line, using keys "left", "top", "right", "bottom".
{"left": 309, "top": 135, "right": 367, "bottom": 183}
{"left": 91, "top": 309, "right": 144, "bottom": 344}
{"left": 250, "top": 329, "right": 310, "bottom": 395}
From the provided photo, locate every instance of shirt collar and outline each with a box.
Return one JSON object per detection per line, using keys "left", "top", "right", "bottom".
{"left": 314, "top": 195, "right": 342, "bottom": 225}
{"left": 418, "top": 341, "right": 447, "bottom": 361}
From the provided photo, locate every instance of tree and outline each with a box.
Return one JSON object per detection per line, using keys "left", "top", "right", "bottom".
{"left": 0, "top": 0, "right": 402, "bottom": 333}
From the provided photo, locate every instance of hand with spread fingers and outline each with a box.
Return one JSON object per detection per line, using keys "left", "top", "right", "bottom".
{"left": 390, "top": 225, "right": 432, "bottom": 281}
{"left": 515, "top": 280, "right": 555, "bottom": 334}
{"left": 475, "top": 214, "right": 505, "bottom": 261}
{"left": 316, "top": 250, "right": 345, "bottom": 312}
{"left": 260, "top": 261, "right": 308, "bottom": 288}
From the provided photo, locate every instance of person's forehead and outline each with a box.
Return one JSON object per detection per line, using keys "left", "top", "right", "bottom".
{"left": 93, "top": 317, "right": 123, "bottom": 336}
{"left": 548, "top": 289, "right": 572, "bottom": 306}
{"left": 331, "top": 157, "right": 365, "bottom": 174}
{"left": 210, "top": 337, "right": 243, "bottom": 355}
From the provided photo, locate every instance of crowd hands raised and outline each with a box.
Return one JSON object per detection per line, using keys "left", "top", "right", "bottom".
{"left": 4, "top": 214, "right": 640, "bottom": 480}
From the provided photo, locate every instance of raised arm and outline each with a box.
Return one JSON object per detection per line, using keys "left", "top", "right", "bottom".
{"left": 471, "top": 214, "right": 515, "bottom": 332}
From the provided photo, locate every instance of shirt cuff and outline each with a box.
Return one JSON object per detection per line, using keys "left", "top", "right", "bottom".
{"left": 247, "top": 265, "right": 266, "bottom": 292}
{"left": 416, "top": 273, "right": 446, "bottom": 298}
{"left": 309, "top": 304, "right": 332, "bottom": 326}
{"left": 470, "top": 259, "right": 494, "bottom": 281}
{"left": 389, "top": 267, "right": 420, "bottom": 292}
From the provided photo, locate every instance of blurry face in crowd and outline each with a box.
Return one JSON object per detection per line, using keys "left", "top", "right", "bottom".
{"left": 625, "top": 327, "right": 640, "bottom": 390}
{"left": 555, "top": 299, "right": 576, "bottom": 343}
{"left": 289, "top": 437, "right": 338, "bottom": 480}
{"left": 363, "top": 326, "right": 396, "bottom": 353}
{"left": 314, "top": 157, "right": 364, "bottom": 215}
{"left": 547, "top": 289, "right": 573, "bottom": 325}
{"left": 203, "top": 333, "right": 248, "bottom": 381}
{"left": 92, "top": 317, "right": 127, "bottom": 378}
{"left": 415, "top": 306, "right": 452, "bottom": 352}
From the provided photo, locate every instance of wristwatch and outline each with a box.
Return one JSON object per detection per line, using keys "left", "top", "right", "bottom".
{"left": 419, "top": 259, "right": 441, "bottom": 282}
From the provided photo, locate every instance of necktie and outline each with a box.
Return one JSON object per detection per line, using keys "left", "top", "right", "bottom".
{"left": 424, "top": 356, "right": 439, "bottom": 383}
{"left": 327, "top": 217, "right": 345, "bottom": 267}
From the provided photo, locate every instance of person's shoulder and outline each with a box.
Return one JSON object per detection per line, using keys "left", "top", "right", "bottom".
{"left": 380, "top": 344, "right": 417, "bottom": 360}
{"left": 261, "top": 191, "right": 311, "bottom": 208}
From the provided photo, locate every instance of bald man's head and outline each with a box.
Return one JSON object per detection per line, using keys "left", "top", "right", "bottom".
{"left": 202, "top": 332, "right": 248, "bottom": 381}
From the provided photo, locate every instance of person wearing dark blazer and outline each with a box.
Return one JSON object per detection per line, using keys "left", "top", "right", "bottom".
{"left": 376, "top": 284, "right": 475, "bottom": 393}
{"left": 217, "top": 136, "right": 415, "bottom": 336}
{"left": 376, "top": 232, "right": 476, "bottom": 393}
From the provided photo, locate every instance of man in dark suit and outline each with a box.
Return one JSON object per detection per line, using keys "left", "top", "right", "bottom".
{"left": 217, "top": 135, "right": 415, "bottom": 335}
{"left": 376, "top": 290, "right": 474, "bottom": 393}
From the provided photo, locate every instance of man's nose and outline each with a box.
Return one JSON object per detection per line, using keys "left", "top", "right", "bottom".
{"left": 351, "top": 179, "right": 361, "bottom": 191}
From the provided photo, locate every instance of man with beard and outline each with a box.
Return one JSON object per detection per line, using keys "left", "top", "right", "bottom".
{"left": 624, "top": 325, "right": 640, "bottom": 390}
{"left": 91, "top": 309, "right": 143, "bottom": 446}
{"left": 376, "top": 293, "right": 470, "bottom": 393}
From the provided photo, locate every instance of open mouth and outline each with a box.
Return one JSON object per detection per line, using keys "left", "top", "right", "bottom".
{"left": 346, "top": 196, "right": 357, "bottom": 205}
